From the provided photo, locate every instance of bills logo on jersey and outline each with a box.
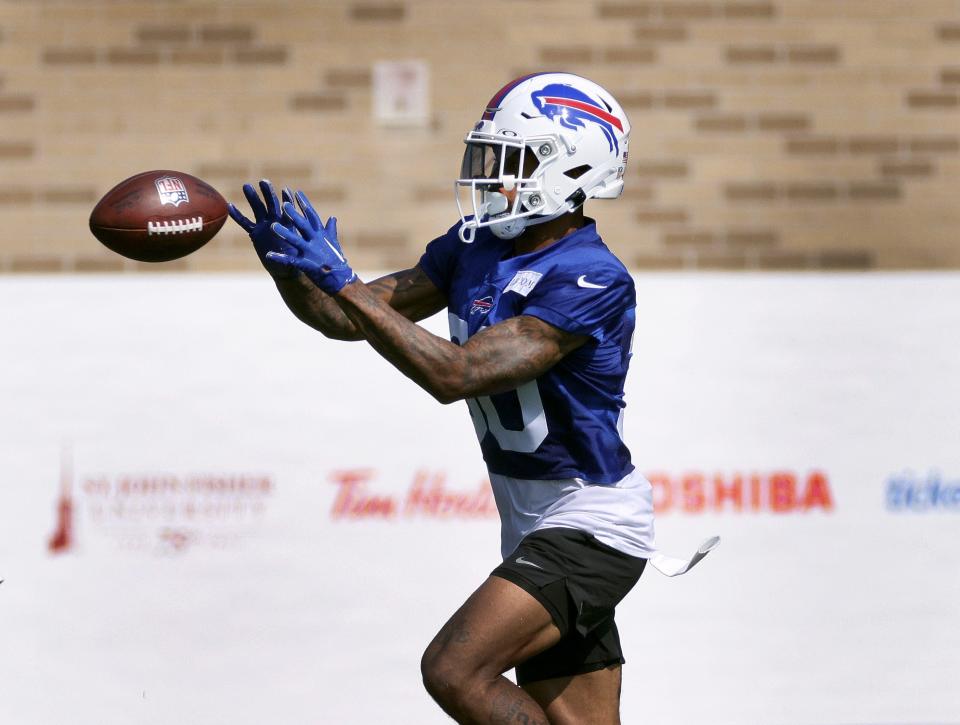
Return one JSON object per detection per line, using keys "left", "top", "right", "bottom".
{"left": 531, "top": 84, "right": 623, "bottom": 154}
{"left": 471, "top": 296, "right": 493, "bottom": 315}
{"left": 155, "top": 176, "right": 190, "bottom": 207}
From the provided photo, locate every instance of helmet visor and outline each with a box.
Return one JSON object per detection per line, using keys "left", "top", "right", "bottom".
{"left": 459, "top": 140, "right": 535, "bottom": 183}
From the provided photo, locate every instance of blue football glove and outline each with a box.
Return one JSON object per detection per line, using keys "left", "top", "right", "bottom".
{"left": 227, "top": 179, "right": 300, "bottom": 278}
{"left": 266, "top": 190, "right": 357, "bottom": 296}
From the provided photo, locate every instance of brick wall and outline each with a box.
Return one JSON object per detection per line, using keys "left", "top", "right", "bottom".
{"left": 1, "top": 0, "right": 958, "bottom": 272}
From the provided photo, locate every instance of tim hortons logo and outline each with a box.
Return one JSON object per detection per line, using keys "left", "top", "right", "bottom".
{"left": 48, "top": 453, "right": 274, "bottom": 555}
{"left": 329, "top": 469, "right": 498, "bottom": 519}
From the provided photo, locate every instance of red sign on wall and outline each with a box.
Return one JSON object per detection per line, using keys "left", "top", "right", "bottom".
{"left": 648, "top": 470, "right": 834, "bottom": 514}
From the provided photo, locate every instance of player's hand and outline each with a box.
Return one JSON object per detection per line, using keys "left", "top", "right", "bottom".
{"left": 227, "top": 179, "right": 300, "bottom": 278}
{"left": 267, "top": 190, "right": 357, "bottom": 295}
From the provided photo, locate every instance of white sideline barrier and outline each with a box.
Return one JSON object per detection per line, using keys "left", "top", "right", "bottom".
{"left": 1, "top": 272, "right": 958, "bottom": 725}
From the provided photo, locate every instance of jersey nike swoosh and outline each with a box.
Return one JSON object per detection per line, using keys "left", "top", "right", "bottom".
{"left": 577, "top": 275, "right": 607, "bottom": 289}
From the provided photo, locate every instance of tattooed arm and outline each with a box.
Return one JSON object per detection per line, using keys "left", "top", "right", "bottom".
{"left": 334, "top": 280, "right": 588, "bottom": 404}
{"left": 273, "top": 265, "right": 445, "bottom": 341}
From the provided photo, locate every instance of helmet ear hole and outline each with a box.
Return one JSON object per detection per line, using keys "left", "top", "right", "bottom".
{"left": 564, "top": 164, "right": 592, "bottom": 180}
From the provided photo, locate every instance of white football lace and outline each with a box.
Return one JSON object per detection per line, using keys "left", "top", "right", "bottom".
{"left": 146, "top": 217, "right": 204, "bottom": 235}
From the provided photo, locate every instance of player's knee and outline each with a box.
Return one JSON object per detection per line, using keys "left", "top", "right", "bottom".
{"left": 420, "top": 644, "right": 474, "bottom": 705}
{"left": 420, "top": 645, "right": 456, "bottom": 697}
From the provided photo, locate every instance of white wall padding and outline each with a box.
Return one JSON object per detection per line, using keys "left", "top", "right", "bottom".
{"left": 1, "top": 273, "right": 958, "bottom": 725}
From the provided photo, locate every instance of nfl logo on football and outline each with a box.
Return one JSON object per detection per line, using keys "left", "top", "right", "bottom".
{"left": 155, "top": 175, "right": 190, "bottom": 207}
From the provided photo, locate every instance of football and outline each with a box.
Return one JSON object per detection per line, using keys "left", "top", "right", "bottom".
{"left": 89, "top": 170, "right": 228, "bottom": 262}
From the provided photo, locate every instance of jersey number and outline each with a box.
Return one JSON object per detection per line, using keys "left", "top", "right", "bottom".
{"left": 449, "top": 314, "right": 548, "bottom": 453}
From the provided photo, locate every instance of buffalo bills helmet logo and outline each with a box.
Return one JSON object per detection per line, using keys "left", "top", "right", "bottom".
{"left": 531, "top": 84, "right": 623, "bottom": 154}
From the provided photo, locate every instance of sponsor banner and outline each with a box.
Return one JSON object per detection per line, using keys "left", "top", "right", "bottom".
{"left": 325, "top": 468, "right": 837, "bottom": 521}
{"left": 50, "top": 462, "right": 840, "bottom": 556}
{"left": 49, "top": 466, "right": 274, "bottom": 555}
{"left": 44, "top": 461, "right": 838, "bottom": 561}
{"left": 649, "top": 470, "right": 833, "bottom": 514}
{"left": 329, "top": 468, "right": 498, "bottom": 520}
{"left": 886, "top": 469, "right": 960, "bottom": 512}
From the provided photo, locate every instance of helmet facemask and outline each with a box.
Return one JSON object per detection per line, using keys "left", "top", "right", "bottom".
{"left": 455, "top": 135, "right": 559, "bottom": 242}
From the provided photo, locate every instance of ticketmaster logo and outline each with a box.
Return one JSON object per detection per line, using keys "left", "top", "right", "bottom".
{"left": 886, "top": 470, "right": 960, "bottom": 512}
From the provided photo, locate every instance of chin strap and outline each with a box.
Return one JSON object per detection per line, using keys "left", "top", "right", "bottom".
{"left": 527, "top": 187, "right": 588, "bottom": 228}
{"left": 565, "top": 187, "right": 588, "bottom": 210}
{"left": 489, "top": 217, "right": 527, "bottom": 240}
{"left": 462, "top": 187, "right": 590, "bottom": 242}
{"left": 490, "top": 186, "right": 589, "bottom": 239}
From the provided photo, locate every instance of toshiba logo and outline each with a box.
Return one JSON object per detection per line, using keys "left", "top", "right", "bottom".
{"left": 647, "top": 471, "right": 834, "bottom": 514}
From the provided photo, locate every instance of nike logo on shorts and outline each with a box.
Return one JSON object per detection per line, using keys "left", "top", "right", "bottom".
{"left": 515, "top": 556, "right": 544, "bottom": 570}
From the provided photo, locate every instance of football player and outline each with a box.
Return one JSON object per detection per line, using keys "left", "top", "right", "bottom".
{"left": 230, "top": 72, "right": 711, "bottom": 724}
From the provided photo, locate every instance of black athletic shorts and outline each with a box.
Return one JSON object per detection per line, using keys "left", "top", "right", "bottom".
{"left": 490, "top": 526, "right": 646, "bottom": 685}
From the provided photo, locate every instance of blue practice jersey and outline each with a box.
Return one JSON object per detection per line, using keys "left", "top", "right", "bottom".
{"left": 418, "top": 220, "right": 636, "bottom": 484}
